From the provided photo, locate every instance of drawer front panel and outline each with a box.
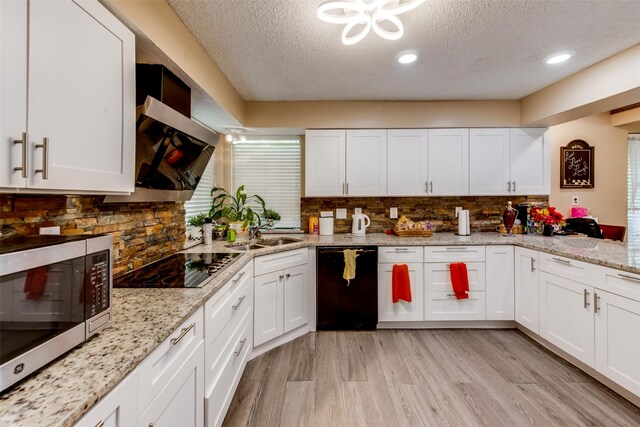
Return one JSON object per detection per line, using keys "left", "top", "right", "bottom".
{"left": 378, "top": 246, "right": 424, "bottom": 263}
{"left": 139, "top": 306, "right": 204, "bottom": 413}
{"left": 603, "top": 268, "right": 640, "bottom": 303}
{"left": 424, "top": 291, "right": 486, "bottom": 321}
{"left": 539, "top": 252, "right": 594, "bottom": 285}
{"left": 254, "top": 248, "right": 308, "bottom": 276}
{"left": 424, "top": 246, "right": 485, "bottom": 263}
{"left": 425, "top": 262, "right": 486, "bottom": 292}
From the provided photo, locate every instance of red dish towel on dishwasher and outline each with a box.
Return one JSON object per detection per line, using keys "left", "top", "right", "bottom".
{"left": 392, "top": 264, "right": 412, "bottom": 303}
{"left": 449, "top": 262, "right": 469, "bottom": 300}
{"left": 24, "top": 265, "right": 49, "bottom": 301}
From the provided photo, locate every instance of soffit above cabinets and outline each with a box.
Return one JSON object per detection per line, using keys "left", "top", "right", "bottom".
{"left": 166, "top": 0, "right": 640, "bottom": 102}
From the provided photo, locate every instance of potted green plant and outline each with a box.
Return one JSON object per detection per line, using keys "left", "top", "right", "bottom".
{"left": 210, "top": 185, "right": 266, "bottom": 234}
{"left": 186, "top": 213, "right": 208, "bottom": 240}
{"left": 262, "top": 208, "right": 281, "bottom": 229}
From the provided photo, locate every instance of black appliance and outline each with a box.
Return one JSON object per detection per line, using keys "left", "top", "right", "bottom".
{"left": 316, "top": 247, "right": 378, "bottom": 330}
{"left": 114, "top": 252, "right": 240, "bottom": 288}
{"left": 564, "top": 218, "right": 603, "bottom": 239}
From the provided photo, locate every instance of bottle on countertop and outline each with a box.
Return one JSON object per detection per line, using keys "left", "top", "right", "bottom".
{"left": 309, "top": 216, "right": 319, "bottom": 234}
{"left": 203, "top": 217, "right": 213, "bottom": 245}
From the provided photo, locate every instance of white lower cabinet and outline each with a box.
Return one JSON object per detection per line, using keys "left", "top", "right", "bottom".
{"left": 283, "top": 264, "right": 308, "bottom": 333}
{"left": 254, "top": 270, "right": 284, "bottom": 346}
{"left": 595, "top": 290, "right": 640, "bottom": 397}
{"left": 514, "top": 247, "right": 539, "bottom": 333}
{"left": 378, "top": 262, "right": 424, "bottom": 322}
{"left": 539, "top": 272, "right": 595, "bottom": 367}
{"left": 485, "top": 246, "right": 514, "bottom": 321}
{"left": 75, "top": 369, "right": 140, "bottom": 427}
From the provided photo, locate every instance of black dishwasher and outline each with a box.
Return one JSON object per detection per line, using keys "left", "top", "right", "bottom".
{"left": 316, "top": 246, "right": 378, "bottom": 330}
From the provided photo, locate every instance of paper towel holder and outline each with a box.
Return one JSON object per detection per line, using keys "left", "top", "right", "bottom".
{"left": 456, "top": 209, "right": 471, "bottom": 236}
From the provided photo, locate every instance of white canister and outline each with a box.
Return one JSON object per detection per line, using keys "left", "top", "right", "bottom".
{"left": 319, "top": 217, "right": 334, "bottom": 236}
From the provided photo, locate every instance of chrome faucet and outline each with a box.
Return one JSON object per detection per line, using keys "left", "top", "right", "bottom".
{"left": 249, "top": 223, "right": 269, "bottom": 241}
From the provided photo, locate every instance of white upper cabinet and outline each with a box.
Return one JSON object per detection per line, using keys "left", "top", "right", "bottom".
{"left": 346, "top": 130, "right": 387, "bottom": 196}
{"left": 305, "top": 130, "right": 346, "bottom": 196}
{"left": 427, "top": 129, "right": 469, "bottom": 195}
{"left": 387, "top": 129, "right": 429, "bottom": 196}
{"left": 510, "top": 128, "right": 549, "bottom": 195}
{"left": 1, "top": 0, "right": 135, "bottom": 193}
{"left": 469, "top": 128, "right": 511, "bottom": 195}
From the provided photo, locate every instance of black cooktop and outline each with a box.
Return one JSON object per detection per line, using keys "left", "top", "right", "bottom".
{"left": 114, "top": 252, "right": 241, "bottom": 288}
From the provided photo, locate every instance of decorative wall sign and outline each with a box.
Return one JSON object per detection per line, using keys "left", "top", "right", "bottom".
{"left": 561, "top": 139, "right": 594, "bottom": 188}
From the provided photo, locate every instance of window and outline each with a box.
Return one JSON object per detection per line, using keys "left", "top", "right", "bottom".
{"left": 628, "top": 134, "right": 640, "bottom": 255}
{"left": 184, "top": 156, "right": 214, "bottom": 220}
{"left": 231, "top": 138, "right": 301, "bottom": 229}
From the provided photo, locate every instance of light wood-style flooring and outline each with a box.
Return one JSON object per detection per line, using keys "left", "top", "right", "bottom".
{"left": 223, "top": 330, "right": 640, "bottom": 426}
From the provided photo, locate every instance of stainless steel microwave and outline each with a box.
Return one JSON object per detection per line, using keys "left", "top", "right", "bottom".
{"left": 0, "top": 234, "right": 112, "bottom": 392}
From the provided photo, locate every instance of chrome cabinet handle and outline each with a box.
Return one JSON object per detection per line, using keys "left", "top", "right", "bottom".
{"left": 507, "top": 181, "right": 511, "bottom": 193}
{"left": 530, "top": 258, "right": 536, "bottom": 272}
{"left": 342, "top": 182, "right": 345, "bottom": 195}
{"left": 94, "top": 421, "right": 105, "bottom": 427}
{"left": 394, "top": 248, "right": 409, "bottom": 252}
{"left": 34, "top": 137, "right": 49, "bottom": 179}
{"left": 13, "top": 132, "right": 28, "bottom": 178}
{"left": 234, "top": 338, "right": 247, "bottom": 357}
{"left": 425, "top": 181, "right": 428, "bottom": 193}
{"left": 618, "top": 273, "right": 640, "bottom": 282}
{"left": 583, "top": 289, "right": 590, "bottom": 309}
{"left": 232, "top": 296, "right": 245, "bottom": 310}
{"left": 346, "top": 182, "right": 349, "bottom": 195}
{"left": 232, "top": 271, "right": 245, "bottom": 284}
{"left": 512, "top": 181, "right": 516, "bottom": 193}
{"left": 170, "top": 323, "right": 194, "bottom": 347}
{"left": 279, "top": 274, "right": 284, "bottom": 280}
{"left": 551, "top": 257, "right": 571, "bottom": 265}
{"left": 429, "top": 181, "right": 433, "bottom": 194}
{"left": 446, "top": 247, "right": 468, "bottom": 251}
{"left": 594, "top": 292, "right": 600, "bottom": 313}
{"left": 286, "top": 273, "right": 291, "bottom": 278}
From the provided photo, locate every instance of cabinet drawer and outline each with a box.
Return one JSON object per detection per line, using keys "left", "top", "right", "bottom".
{"left": 539, "top": 253, "right": 595, "bottom": 285}
{"left": 424, "top": 246, "right": 485, "bottom": 263}
{"left": 205, "top": 280, "right": 253, "bottom": 394}
{"left": 139, "top": 306, "right": 204, "bottom": 413}
{"left": 424, "top": 291, "right": 486, "bottom": 321}
{"left": 205, "top": 312, "right": 253, "bottom": 427}
{"left": 378, "top": 246, "right": 424, "bottom": 263}
{"left": 205, "top": 262, "right": 253, "bottom": 343}
{"left": 254, "top": 248, "right": 308, "bottom": 276}
{"left": 425, "top": 262, "right": 486, "bottom": 292}
{"left": 602, "top": 268, "right": 640, "bottom": 303}
{"left": 75, "top": 369, "right": 140, "bottom": 427}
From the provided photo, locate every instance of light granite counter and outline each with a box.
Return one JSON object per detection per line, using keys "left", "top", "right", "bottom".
{"left": 1, "top": 232, "right": 637, "bottom": 426}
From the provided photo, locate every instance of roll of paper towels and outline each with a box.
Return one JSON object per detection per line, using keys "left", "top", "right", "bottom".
{"left": 458, "top": 210, "right": 470, "bottom": 236}
{"left": 319, "top": 217, "right": 334, "bottom": 235}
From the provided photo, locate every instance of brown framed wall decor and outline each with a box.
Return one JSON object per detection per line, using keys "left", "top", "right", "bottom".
{"left": 561, "top": 139, "right": 595, "bottom": 188}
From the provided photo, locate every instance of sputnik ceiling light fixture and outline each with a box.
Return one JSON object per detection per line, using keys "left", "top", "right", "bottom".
{"left": 317, "top": 0, "right": 426, "bottom": 45}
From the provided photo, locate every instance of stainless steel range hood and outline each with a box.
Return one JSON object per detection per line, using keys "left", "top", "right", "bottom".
{"left": 105, "top": 96, "right": 218, "bottom": 203}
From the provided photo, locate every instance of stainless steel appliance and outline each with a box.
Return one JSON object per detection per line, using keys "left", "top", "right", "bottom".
{"left": 0, "top": 234, "right": 112, "bottom": 392}
{"left": 114, "top": 252, "right": 240, "bottom": 288}
{"left": 316, "top": 247, "right": 378, "bottom": 330}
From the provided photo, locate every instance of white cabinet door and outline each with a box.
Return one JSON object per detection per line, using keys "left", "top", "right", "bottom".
{"left": 539, "top": 272, "right": 595, "bottom": 366}
{"left": 27, "top": 0, "right": 135, "bottom": 193}
{"left": 346, "top": 129, "right": 387, "bottom": 196}
{"left": 427, "top": 129, "right": 469, "bottom": 195}
{"left": 305, "top": 130, "right": 346, "bottom": 196}
{"left": 75, "top": 369, "right": 140, "bottom": 427}
{"left": 595, "top": 290, "right": 640, "bottom": 396}
{"left": 0, "top": 0, "right": 28, "bottom": 189}
{"left": 283, "top": 264, "right": 308, "bottom": 333}
{"left": 254, "top": 271, "right": 284, "bottom": 346}
{"left": 378, "top": 262, "right": 424, "bottom": 322}
{"left": 514, "top": 247, "right": 540, "bottom": 333}
{"left": 469, "top": 128, "right": 510, "bottom": 195}
{"left": 139, "top": 341, "right": 205, "bottom": 427}
{"left": 386, "top": 129, "right": 428, "bottom": 196}
{"left": 510, "top": 128, "right": 549, "bottom": 195}
{"left": 486, "top": 245, "right": 514, "bottom": 320}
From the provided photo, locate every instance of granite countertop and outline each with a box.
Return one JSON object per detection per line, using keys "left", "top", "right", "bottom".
{"left": 1, "top": 232, "right": 637, "bottom": 426}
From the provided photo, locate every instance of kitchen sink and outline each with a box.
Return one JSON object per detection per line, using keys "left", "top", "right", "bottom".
{"left": 258, "top": 237, "right": 302, "bottom": 246}
{"left": 225, "top": 243, "right": 266, "bottom": 251}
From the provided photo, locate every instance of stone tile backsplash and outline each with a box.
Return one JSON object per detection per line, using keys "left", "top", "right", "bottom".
{"left": 301, "top": 195, "right": 549, "bottom": 234}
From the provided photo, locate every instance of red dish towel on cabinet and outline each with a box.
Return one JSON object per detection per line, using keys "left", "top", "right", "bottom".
{"left": 392, "top": 264, "right": 412, "bottom": 303}
{"left": 449, "top": 262, "right": 469, "bottom": 300}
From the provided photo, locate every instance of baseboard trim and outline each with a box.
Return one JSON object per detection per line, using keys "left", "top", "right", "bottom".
{"left": 377, "top": 320, "right": 517, "bottom": 329}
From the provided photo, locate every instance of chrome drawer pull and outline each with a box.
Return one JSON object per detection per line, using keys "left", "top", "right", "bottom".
{"left": 232, "top": 296, "right": 246, "bottom": 310}
{"left": 232, "top": 271, "right": 246, "bottom": 284}
{"left": 594, "top": 292, "right": 601, "bottom": 313}
{"left": 394, "top": 248, "right": 409, "bottom": 252}
{"left": 13, "top": 132, "right": 28, "bottom": 178}
{"left": 446, "top": 247, "right": 468, "bottom": 250}
{"left": 286, "top": 273, "right": 291, "bottom": 278}
{"left": 618, "top": 273, "right": 640, "bottom": 282}
{"left": 234, "top": 338, "right": 247, "bottom": 357}
{"left": 170, "top": 323, "right": 194, "bottom": 347}
{"left": 507, "top": 181, "right": 511, "bottom": 193}
{"left": 551, "top": 257, "right": 571, "bottom": 265}
{"left": 583, "top": 289, "right": 590, "bottom": 309}
{"left": 34, "top": 137, "right": 49, "bottom": 179}
{"left": 279, "top": 274, "right": 284, "bottom": 280}
{"left": 530, "top": 258, "right": 536, "bottom": 272}
{"left": 95, "top": 421, "right": 105, "bottom": 427}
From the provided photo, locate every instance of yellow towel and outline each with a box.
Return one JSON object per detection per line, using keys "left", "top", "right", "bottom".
{"left": 343, "top": 249, "right": 359, "bottom": 285}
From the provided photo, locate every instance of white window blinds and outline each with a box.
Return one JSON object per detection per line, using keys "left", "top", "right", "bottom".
{"left": 231, "top": 138, "right": 301, "bottom": 229}
{"left": 628, "top": 134, "right": 640, "bottom": 254}
{"left": 184, "top": 156, "right": 215, "bottom": 220}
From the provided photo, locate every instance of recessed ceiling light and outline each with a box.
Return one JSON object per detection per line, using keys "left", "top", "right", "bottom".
{"left": 397, "top": 50, "right": 418, "bottom": 64}
{"left": 544, "top": 50, "right": 575, "bottom": 65}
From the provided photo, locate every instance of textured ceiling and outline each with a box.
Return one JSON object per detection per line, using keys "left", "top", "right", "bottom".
{"left": 166, "top": 0, "right": 640, "bottom": 101}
